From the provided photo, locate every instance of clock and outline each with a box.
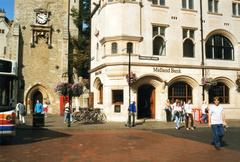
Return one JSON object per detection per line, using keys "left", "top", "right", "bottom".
{"left": 36, "top": 12, "right": 48, "bottom": 25}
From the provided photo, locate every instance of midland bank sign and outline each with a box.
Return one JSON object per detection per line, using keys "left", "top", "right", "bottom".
{"left": 153, "top": 67, "right": 181, "bottom": 74}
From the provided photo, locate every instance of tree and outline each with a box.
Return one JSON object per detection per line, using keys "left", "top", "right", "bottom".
{"left": 70, "top": 0, "right": 91, "bottom": 78}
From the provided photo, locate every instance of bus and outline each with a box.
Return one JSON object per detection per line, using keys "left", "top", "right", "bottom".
{"left": 0, "top": 58, "right": 18, "bottom": 137}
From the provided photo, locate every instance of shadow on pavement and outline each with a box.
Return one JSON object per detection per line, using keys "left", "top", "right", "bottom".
{"left": 150, "top": 126, "right": 240, "bottom": 152}
{"left": 0, "top": 124, "right": 71, "bottom": 146}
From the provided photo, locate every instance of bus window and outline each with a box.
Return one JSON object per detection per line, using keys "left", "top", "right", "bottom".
{"left": 0, "top": 77, "right": 10, "bottom": 106}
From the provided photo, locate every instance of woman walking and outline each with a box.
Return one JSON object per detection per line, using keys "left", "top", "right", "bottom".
{"left": 184, "top": 99, "right": 195, "bottom": 130}
{"left": 174, "top": 101, "right": 182, "bottom": 130}
{"left": 165, "top": 99, "right": 172, "bottom": 122}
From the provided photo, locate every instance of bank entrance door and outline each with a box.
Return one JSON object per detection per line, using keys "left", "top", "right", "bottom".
{"left": 137, "top": 84, "right": 155, "bottom": 119}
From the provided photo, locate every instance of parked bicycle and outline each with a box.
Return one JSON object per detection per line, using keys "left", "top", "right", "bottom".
{"left": 72, "top": 108, "right": 107, "bottom": 124}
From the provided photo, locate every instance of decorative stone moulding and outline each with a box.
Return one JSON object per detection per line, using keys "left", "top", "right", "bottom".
{"left": 30, "top": 8, "right": 52, "bottom": 48}
{"left": 30, "top": 25, "right": 53, "bottom": 49}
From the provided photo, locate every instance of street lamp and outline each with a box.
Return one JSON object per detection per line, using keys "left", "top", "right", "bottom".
{"left": 200, "top": 0, "right": 205, "bottom": 101}
{"left": 127, "top": 43, "right": 133, "bottom": 127}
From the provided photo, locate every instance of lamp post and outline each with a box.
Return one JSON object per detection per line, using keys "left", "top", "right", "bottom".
{"left": 200, "top": 0, "right": 205, "bottom": 101}
{"left": 127, "top": 43, "right": 132, "bottom": 127}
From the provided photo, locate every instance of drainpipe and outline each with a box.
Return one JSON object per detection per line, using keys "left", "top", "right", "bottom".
{"left": 200, "top": 0, "right": 205, "bottom": 101}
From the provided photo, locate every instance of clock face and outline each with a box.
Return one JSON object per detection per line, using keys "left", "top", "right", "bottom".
{"left": 36, "top": 13, "right": 48, "bottom": 24}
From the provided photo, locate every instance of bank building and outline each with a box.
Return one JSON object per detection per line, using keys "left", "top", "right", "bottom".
{"left": 90, "top": 0, "right": 240, "bottom": 121}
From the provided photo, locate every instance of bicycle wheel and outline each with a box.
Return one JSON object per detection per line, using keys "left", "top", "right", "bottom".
{"left": 98, "top": 112, "right": 107, "bottom": 123}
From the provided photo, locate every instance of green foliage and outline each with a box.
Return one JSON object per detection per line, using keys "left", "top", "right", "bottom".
{"left": 70, "top": 0, "right": 91, "bottom": 78}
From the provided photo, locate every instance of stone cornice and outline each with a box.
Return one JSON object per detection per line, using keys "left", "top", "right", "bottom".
{"left": 151, "top": 23, "right": 170, "bottom": 28}
{"left": 89, "top": 62, "right": 240, "bottom": 73}
{"left": 99, "top": 36, "right": 143, "bottom": 44}
{"left": 181, "top": 26, "right": 198, "bottom": 30}
{"left": 100, "top": 0, "right": 142, "bottom": 14}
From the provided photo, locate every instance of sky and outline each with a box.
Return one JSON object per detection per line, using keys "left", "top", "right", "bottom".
{"left": 0, "top": 0, "right": 14, "bottom": 20}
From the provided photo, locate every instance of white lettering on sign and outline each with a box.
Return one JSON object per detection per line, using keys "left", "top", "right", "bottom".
{"left": 153, "top": 67, "right": 181, "bottom": 73}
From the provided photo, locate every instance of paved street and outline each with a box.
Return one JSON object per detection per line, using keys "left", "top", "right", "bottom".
{"left": 0, "top": 115, "right": 240, "bottom": 162}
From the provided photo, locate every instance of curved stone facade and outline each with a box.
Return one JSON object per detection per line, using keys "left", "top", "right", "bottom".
{"left": 91, "top": 0, "right": 240, "bottom": 121}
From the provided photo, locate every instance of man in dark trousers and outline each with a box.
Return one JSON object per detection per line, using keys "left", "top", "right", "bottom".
{"left": 128, "top": 101, "right": 136, "bottom": 127}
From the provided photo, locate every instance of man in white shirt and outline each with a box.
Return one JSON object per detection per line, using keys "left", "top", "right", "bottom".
{"left": 208, "top": 97, "right": 226, "bottom": 150}
{"left": 184, "top": 100, "right": 195, "bottom": 130}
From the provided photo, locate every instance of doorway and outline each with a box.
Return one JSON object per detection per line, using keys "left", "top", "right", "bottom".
{"left": 31, "top": 91, "right": 43, "bottom": 113}
{"left": 137, "top": 84, "right": 155, "bottom": 119}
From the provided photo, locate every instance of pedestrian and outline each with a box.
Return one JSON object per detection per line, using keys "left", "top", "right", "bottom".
{"left": 165, "top": 99, "right": 172, "bottom": 122}
{"left": 184, "top": 99, "right": 195, "bottom": 130}
{"left": 64, "top": 102, "right": 71, "bottom": 123}
{"left": 200, "top": 100, "right": 208, "bottom": 123}
{"left": 15, "top": 102, "right": 20, "bottom": 119}
{"left": 34, "top": 100, "right": 43, "bottom": 114}
{"left": 171, "top": 99, "right": 179, "bottom": 122}
{"left": 17, "top": 101, "right": 26, "bottom": 124}
{"left": 128, "top": 101, "right": 136, "bottom": 127}
{"left": 180, "top": 100, "right": 185, "bottom": 123}
{"left": 174, "top": 101, "right": 182, "bottom": 130}
{"left": 43, "top": 101, "right": 48, "bottom": 117}
{"left": 208, "top": 97, "right": 227, "bottom": 150}
{"left": 64, "top": 102, "right": 72, "bottom": 127}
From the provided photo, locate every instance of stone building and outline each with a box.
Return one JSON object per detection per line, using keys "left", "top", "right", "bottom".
{"left": 0, "top": 9, "right": 11, "bottom": 59}
{"left": 14, "top": 0, "right": 79, "bottom": 114}
{"left": 90, "top": 0, "right": 240, "bottom": 121}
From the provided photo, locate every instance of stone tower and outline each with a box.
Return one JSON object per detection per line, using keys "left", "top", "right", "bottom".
{"left": 15, "top": 0, "right": 79, "bottom": 114}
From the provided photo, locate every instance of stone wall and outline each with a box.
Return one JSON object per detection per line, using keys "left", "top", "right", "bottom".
{"left": 14, "top": 0, "right": 75, "bottom": 114}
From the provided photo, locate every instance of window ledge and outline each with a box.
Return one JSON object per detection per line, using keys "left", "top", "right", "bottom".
{"left": 232, "top": 15, "right": 240, "bottom": 18}
{"left": 113, "top": 102, "right": 123, "bottom": 105}
{"left": 183, "top": 56, "right": 196, "bottom": 59}
{"left": 151, "top": 4, "right": 169, "bottom": 9}
{"left": 206, "top": 58, "right": 234, "bottom": 61}
{"left": 181, "top": 8, "right": 197, "bottom": 13}
{"left": 207, "top": 12, "right": 223, "bottom": 16}
{"left": 152, "top": 55, "right": 166, "bottom": 57}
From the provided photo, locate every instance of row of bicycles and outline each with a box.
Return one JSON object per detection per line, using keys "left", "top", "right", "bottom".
{"left": 72, "top": 108, "right": 107, "bottom": 124}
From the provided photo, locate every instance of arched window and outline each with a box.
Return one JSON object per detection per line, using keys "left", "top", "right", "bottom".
{"left": 111, "top": 42, "right": 118, "bottom": 54}
{"left": 127, "top": 42, "right": 133, "bottom": 54}
{"left": 209, "top": 82, "right": 229, "bottom": 104}
{"left": 168, "top": 81, "right": 192, "bottom": 102}
{"left": 206, "top": 35, "right": 234, "bottom": 60}
{"left": 96, "top": 43, "right": 99, "bottom": 60}
{"left": 98, "top": 83, "right": 103, "bottom": 104}
{"left": 183, "top": 38, "right": 194, "bottom": 57}
{"left": 153, "top": 36, "right": 165, "bottom": 56}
